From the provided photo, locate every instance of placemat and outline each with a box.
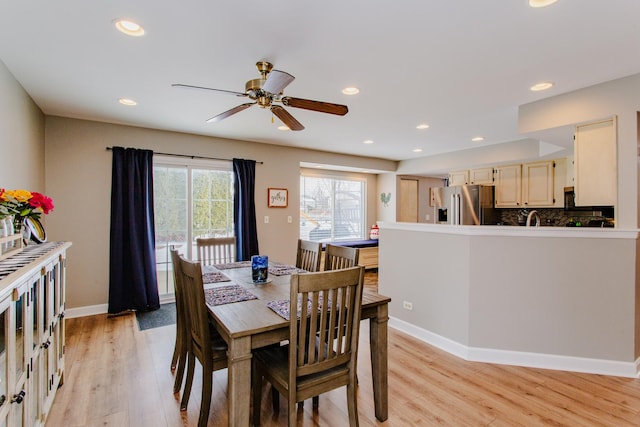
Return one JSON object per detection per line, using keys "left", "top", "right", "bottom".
{"left": 202, "top": 271, "right": 231, "bottom": 284}
{"left": 213, "top": 260, "right": 252, "bottom": 270}
{"left": 269, "top": 265, "right": 307, "bottom": 276}
{"left": 267, "top": 295, "right": 331, "bottom": 320}
{"left": 205, "top": 284, "right": 258, "bottom": 306}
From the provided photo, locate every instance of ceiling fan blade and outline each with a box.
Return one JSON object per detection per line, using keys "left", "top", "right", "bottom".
{"left": 206, "top": 103, "right": 255, "bottom": 123}
{"left": 262, "top": 70, "right": 295, "bottom": 94}
{"left": 271, "top": 105, "right": 304, "bottom": 131}
{"left": 281, "top": 97, "right": 348, "bottom": 116}
{"left": 172, "top": 83, "right": 247, "bottom": 97}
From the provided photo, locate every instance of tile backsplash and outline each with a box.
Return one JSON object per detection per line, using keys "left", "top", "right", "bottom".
{"left": 499, "top": 208, "right": 614, "bottom": 227}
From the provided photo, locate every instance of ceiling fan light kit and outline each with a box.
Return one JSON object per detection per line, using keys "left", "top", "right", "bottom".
{"left": 174, "top": 61, "right": 348, "bottom": 131}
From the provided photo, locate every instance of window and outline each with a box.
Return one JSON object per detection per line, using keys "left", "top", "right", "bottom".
{"left": 153, "top": 157, "right": 234, "bottom": 296}
{"left": 300, "top": 174, "right": 365, "bottom": 242}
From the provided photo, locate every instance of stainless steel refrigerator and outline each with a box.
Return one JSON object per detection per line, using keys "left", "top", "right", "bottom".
{"left": 433, "top": 185, "right": 499, "bottom": 225}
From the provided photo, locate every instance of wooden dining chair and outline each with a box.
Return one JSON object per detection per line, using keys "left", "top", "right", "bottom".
{"left": 295, "top": 239, "right": 322, "bottom": 272}
{"left": 196, "top": 236, "right": 236, "bottom": 265}
{"left": 177, "top": 254, "right": 228, "bottom": 427}
{"left": 323, "top": 244, "right": 360, "bottom": 271}
{"left": 252, "top": 266, "right": 365, "bottom": 427}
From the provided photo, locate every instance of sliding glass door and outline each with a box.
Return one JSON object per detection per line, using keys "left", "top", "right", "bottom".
{"left": 153, "top": 156, "right": 234, "bottom": 296}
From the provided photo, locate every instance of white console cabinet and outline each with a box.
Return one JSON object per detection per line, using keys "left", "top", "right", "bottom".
{"left": 0, "top": 241, "right": 70, "bottom": 426}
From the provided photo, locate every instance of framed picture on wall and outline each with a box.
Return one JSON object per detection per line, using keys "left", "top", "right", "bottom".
{"left": 268, "top": 188, "right": 288, "bottom": 208}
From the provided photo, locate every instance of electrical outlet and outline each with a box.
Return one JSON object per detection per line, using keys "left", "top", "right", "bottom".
{"left": 403, "top": 301, "right": 413, "bottom": 311}
{"left": 264, "top": 216, "right": 269, "bottom": 224}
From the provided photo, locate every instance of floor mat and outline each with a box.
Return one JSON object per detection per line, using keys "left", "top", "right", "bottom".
{"left": 136, "top": 303, "right": 176, "bottom": 331}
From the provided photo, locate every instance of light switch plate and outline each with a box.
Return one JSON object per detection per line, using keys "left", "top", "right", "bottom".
{"left": 264, "top": 216, "right": 269, "bottom": 224}
{"left": 287, "top": 216, "right": 292, "bottom": 223}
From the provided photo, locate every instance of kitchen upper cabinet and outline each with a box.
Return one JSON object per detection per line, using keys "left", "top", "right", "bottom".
{"left": 494, "top": 164, "right": 522, "bottom": 207}
{"left": 574, "top": 118, "right": 616, "bottom": 206}
{"left": 522, "top": 160, "right": 555, "bottom": 207}
{"left": 565, "top": 155, "right": 574, "bottom": 188}
{"left": 469, "top": 167, "right": 494, "bottom": 185}
{"left": 448, "top": 170, "right": 469, "bottom": 186}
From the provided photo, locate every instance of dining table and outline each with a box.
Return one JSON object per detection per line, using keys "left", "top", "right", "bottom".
{"left": 202, "top": 261, "right": 391, "bottom": 427}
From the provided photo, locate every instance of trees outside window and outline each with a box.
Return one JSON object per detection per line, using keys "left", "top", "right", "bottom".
{"left": 300, "top": 175, "right": 365, "bottom": 242}
{"left": 154, "top": 157, "right": 233, "bottom": 296}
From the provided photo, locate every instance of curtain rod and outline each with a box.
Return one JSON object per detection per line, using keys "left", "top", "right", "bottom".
{"left": 105, "top": 147, "right": 263, "bottom": 164}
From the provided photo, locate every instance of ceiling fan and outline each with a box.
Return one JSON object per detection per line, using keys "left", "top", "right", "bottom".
{"left": 172, "top": 61, "right": 348, "bottom": 131}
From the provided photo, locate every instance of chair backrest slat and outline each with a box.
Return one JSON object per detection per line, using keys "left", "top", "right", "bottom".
{"left": 197, "top": 236, "right": 236, "bottom": 265}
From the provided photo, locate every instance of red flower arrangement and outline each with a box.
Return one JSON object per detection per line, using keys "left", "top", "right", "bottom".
{"left": 0, "top": 188, "right": 54, "bottom": 222}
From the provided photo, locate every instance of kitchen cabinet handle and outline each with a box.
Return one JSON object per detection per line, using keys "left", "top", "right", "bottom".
{"left": 11, "top": 390, "right": 25, "bottom": 404}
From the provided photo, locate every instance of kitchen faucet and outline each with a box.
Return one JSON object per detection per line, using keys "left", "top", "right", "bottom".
{"left": 526, "top": 210, "right": 541, "bottom": 227}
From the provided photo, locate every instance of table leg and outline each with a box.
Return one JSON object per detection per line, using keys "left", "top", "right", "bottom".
{"left": 227, "top": 336, "right": 252, "bottom": 427}
{"left": 370, "top": 303, "right": 389, "bottom": 421}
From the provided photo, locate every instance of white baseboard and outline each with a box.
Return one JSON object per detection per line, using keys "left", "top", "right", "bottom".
{"left": 389, "top": 316, "right": 640, "bottom": 378}
{"left": 66, "top": 303, "right": 108, "bottom": 319}
{"left": 66, "top": 294, "right": 176, "bottom": 319}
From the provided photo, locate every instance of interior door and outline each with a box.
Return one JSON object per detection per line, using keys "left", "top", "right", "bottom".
{"left": 399, "top": 179, "right": 418, "bottom": 222}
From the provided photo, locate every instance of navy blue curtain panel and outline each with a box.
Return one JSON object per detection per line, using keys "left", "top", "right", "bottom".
{"left": 233, "top": 158, "right": 259, "bottom": 260}
{"left": 108, "top": 147, "right": 160, "bottom": 314}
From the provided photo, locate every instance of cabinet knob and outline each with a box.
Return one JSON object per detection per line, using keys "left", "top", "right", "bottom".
{"left": 11, "top": 390, "right": 25, "bottom": 404}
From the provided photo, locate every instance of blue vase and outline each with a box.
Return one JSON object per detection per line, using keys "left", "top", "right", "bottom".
{"left": 251, "top": 255, "right": 269, "bottom": 283}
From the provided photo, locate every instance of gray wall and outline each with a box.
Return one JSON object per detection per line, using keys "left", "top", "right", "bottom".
{"left": 0, "top": 59, "right": 45, "bottom": 190}
{"left": 379, "top": 223, "right": 638, "bottom": 365}
{"left": 0, "top": 60, "right": 397, "bottom": 311}
{"left": 43, "top": 116, "right": 394, "bottom": 309}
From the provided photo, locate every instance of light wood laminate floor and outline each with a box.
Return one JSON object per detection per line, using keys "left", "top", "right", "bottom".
{"left": 47, "top": 273, "right": 640, "bottom": 426}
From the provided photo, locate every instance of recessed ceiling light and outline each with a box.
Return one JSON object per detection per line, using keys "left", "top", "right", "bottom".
{"left": 471, "top": 136, "right": 484, "bottom": 142}
{"left": 529, "top": 0, "right": 558, "bottom": 8}
{"left": 277, "top": 125, "right": 290, "bottom": 131}
{"left": 363, "top": 140, "right": 374, "bottom": 144}
{"left": 416, "top": 124, "right": 430, "bottom": 130}
{"left": 114, "top": 19, "right": 145, "bottom": 36}
{"left": 413, "top": 148, "right": 423, "bottom": 153}
{"left": 118, "top": 98, "right": 137, "bottom": 106}
{"left": 530, "top": 82, "right": 554, "bottom": 91}
{"left": 342, "top": 87, "right": 360, "bottom": 95}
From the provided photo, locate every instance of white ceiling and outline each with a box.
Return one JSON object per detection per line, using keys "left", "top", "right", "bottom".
{"left": 0, "top": 1, "right": 639, "bottom": 162}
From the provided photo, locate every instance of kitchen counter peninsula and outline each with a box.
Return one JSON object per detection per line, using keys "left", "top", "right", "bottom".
{"left": 378, "top": 222, "right": 640, "bottom": 377}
